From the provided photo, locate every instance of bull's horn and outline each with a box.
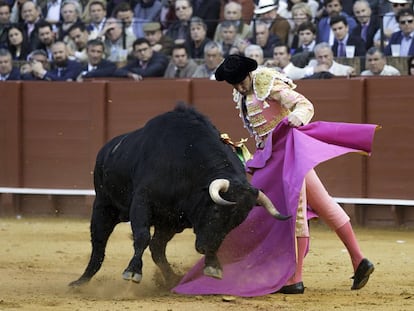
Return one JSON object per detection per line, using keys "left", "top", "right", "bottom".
{"left": 257, "top": 191, "right": 291, "bottom": 220}
{"left": 209, "top": 179, "right": 236, "bottom": 205}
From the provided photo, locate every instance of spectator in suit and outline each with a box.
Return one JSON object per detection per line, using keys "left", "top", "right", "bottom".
{"left": 0, "top": 47, "right": 20, "bottom": 80}
{"left": 192, "top": 40, "right": 223, "bottom": 78}
{"left": 103, "top": 17, "right": 136, "bottom": 64}
{"left": 112, "top": 2, "right": 140, "bottom": 39}
{"left": 186, "top": 16, "right": 211, "bottom": 59}
{"left": 265, "top": 43, "right": 307, "bottom": 79}
{"left": 219, "top": 0, "right": 255, "bottom": 24}
{"left": 20, "top": 48, "right": 50, "bottom": 79}
{"left": 251, "top": 20, "right": 281, "bottom": 58}
{"left": 317, "top": 0, "right": 357, "bottom": 45}
{"left": 143, "top": 21, "right": 174, "bottom": 56}
{"left": 86, "top": 0, "right": 107, "bottom": 37}
{"left": 288, "top": 2, "right": 313, "bottom": 51}
{"left": 114, "top": 37, "right": 169, "bottom": 80}
{"left": 384, "top": 8, "right": 414, "bottom": 56}
{"left": 192, "top": 0, "right": 221, "bottom": 39}
{"left": 67, "top": 22, "right": 91, "bottom": 64}
{"left": 373, "top": 0, "right": 412, "bottom": 48}
{"left": 5, "top": 24, "right": 31, "bottom": 60}
{"left": 244, "top": 43, "right": 264, "bottom": 65}
{"left": 330, "top": 15, "right": 366, "bottom": 57}
{"left": 36, "top": 20, "right": 56, "bottom": 60}
{"left": 305, "top": 42, "right": 355, "bottom": 76}
{"left": 165, "top": 0, "right": 193, "bottom": 45}
{"left": 253, "top": 0, "right": 291, "bottom": 45}
{"left": 30, "top": 41, "right": 82, "bottom": 80}
{"left": 295, "top": 21, "right": 317, "bottom": 54}
{"left": 213, "top": 1, "right": 251, "bottom": 42}
{"left": 67, "top": 22, "right": 90, "bottom": 61}
{"left": 20, "top": 1, "right": 43, "bottom": 51}
{"left": 163, "top": 43, "right": 198, "bottom": 78}
{"left": 352, "top": 0, "right": 380, "bottom": 50}
{"left": 133, "top": 0, "right": 163, "bottom": 39}
{"left": 0, "top": 1, "right": 11, "bottom": 47}
{"left": 215, "top": 20, "right": 247, "bottom": 57}
{"left": 291, "top": 21, "right": 317, "bottom": 68}
{"left": 77, "top": 39, "right": 117, "bottom": 81}
{"left": 361, "top": 47, "right": 400, "bottom": 75}
{"left": 56, "top": 0, "right": 82, "bottom": 43}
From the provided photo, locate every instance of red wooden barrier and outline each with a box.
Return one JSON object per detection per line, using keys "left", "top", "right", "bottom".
{"left": 0, "top": 82, "right": 21, "bottom": 187}
{"left": 365, "top": 77, "right": 414, "bottom": 199}
{"left": 0, "top": 82, "right": 21, "bottom": 215}
{"left": 106, "top": 79, "right": 192, "bottom": 138}
{"left": 20, "top": 81, "right": 106, "bottom": 188}
{"left": 0, "top": 77, "right": 413, "bottom": 225}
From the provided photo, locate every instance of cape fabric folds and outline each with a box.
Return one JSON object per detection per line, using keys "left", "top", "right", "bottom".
{"left": 173, "top": 119, "right": 377, "bottom": 297}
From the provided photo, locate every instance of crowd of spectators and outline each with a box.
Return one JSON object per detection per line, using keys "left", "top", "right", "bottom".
{"left": 0, "top": 0, "right": 413, "bottom": 82}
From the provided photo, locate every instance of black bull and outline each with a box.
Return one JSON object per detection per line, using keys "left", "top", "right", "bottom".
{"left": 69, "top": 105, "right": 289, "bottom": 287}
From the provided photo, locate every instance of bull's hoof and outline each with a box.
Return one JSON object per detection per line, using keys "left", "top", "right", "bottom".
{"left": 122, "top": 271, "right": 142, "bottom": 283}
{"left": 68, "top": 277, "right": 89, "bottom": 287}
{"left": 203, "top": 266, "right": 223, "bottom": 279}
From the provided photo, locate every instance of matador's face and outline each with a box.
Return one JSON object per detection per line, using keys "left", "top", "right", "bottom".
{"left": 232, "top": 74, "right": 253, "bottom": 96}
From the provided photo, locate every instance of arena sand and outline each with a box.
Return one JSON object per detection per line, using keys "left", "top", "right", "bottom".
{"left": 0, "top": 218, "right": 413, "bottom": 311}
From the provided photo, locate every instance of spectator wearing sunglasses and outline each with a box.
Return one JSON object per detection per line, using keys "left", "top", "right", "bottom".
{"left": 165, "top": 0, "right": 193, "bottom": 45}
{"left": 384, "top": 8, "right": 414, "bottom": 56}
{"left": 373, "top": 0, "right": 412, "bottom": 48}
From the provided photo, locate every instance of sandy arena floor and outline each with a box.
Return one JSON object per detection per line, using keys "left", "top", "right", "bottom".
{"left": 0, "top": 218, "right": 413, "bottom": 311}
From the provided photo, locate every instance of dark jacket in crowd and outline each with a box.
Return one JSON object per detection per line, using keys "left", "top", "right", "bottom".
{"left": 114, "top": 51, "right": 169, "bottom": 78}
{"left": 80, "top": 59, "right": 117, "bottom": 79}
{"left": 43, "top": 59, "right": 83, "bottom": 81}
{"left": 1, "top": 67, "right": 21, "bottom": 80}
{"left": 332, "top": 34, "right": 366, "bottom": 57}
{"left": 351, "top": 16, "right": 380, "bottom": 50}
{"left": 384, "top": 31, "right": 414, "bottom": 56}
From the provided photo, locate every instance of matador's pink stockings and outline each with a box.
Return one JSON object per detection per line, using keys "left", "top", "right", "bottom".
{"left": 305, "top": 169, "right": 364, "bottom": 271}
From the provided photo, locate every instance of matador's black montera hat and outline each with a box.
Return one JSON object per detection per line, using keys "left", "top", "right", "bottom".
{"left": 215, "top": 55, "right": 258, "bottom": 85}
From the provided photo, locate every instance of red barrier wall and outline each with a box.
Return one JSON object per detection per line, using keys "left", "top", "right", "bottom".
{"left": 365, "top": 77, "right": 414, "bottom": 199}
{"left": 106, "top": 79, "right": 192, "bottom": 138}
{"left": 20, "top": 82, "right": 106, "bottom": 188}
{"left": 0, "top": 77, "right": 413, "bottom": 223}
{"left": 0, "top": 82, "right": 21, "bottom": 187}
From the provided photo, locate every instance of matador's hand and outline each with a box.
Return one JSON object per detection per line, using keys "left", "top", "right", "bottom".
{"left": 287, "top": 114, "right": 303, "bottom": 127}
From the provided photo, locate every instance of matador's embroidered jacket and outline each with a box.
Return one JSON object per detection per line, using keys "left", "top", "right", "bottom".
{"left": 233, "top": 67, "right": 314, "bottom": 147}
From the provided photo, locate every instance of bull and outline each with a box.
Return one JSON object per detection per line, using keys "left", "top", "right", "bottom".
{"left": 69, "top": 104, "right": 289, "bottom": 287}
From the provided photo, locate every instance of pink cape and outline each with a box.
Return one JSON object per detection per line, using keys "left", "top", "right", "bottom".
{"left": 173, "top": 119, "right": 377, "bottom": 297}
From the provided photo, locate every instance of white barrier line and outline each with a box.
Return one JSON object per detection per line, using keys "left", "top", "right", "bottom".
{"left": 334, "top": 197, "right": 414, "bottom": 206}
{"left": 0, "top": 187, "right": 413, "bottom": 206}
{"left": 0, "top": 187, "right": 95, "bottom": 196}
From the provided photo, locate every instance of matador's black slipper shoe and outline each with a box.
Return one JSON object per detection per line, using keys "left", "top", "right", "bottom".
{"left": 278, "top": 282, "right": 305, "bottom": 294}
{"left": 351, "top": 258, "right": 375, "bottom": 290}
